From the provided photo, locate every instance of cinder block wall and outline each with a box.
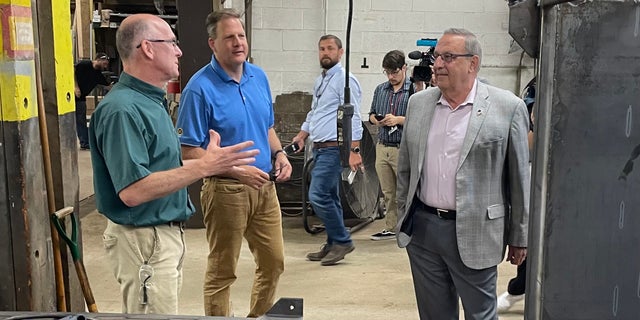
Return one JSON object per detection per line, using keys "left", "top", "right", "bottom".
{"left": 273, "top": 91, "right": 378, "bottom": 144}
{"left": 245, "top": 0, "right": 535, "bottom": 113}
{"left": 274, "top": 92, "right": 312, "bottom": 144}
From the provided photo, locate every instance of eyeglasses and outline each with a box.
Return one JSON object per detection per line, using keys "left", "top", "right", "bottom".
{"left": 431, "top": 52, "right": 475, "bottom": 63}
{"left": 269, "top": 165, "right": 288, "bottom": 181}
{"left": 383, "top": 69, "right": 402, "bottom": 76}
{"left": 136, "top": 39, "right": 180, "bottom": 49}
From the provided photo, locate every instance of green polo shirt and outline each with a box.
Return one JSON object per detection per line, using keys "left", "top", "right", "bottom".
{"left": 89, "top": 72, "right": 194, "bottom": 226}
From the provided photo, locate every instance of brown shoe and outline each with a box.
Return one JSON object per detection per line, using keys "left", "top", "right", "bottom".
{"left": 306, "top": 243, "right": 331, "bottom": 261}
{"left": 320, "top": 243, "right": 355, "bottom": 266}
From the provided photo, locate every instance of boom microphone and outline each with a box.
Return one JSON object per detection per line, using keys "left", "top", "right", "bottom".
{"left": 408, "top": 50, "right": 423, "bottom": 60}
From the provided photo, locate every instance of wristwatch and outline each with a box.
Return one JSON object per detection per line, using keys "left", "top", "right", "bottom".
{"left": 350, "top": 146, "right": 360, "bottom": 154}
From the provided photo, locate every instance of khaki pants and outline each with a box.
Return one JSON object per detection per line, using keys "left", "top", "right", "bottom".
{"left": 201, "top": 177, "right": 285, "bottom": 318}
{"left": 102, "top": 220, "right": 186, "bottom": 315}
{"left": 375, "top": 143, "right": 399, "bottom": 231}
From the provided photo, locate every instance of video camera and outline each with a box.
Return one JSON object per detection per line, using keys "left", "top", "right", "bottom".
{"left": 408, "top": 38, "right": 437, "bottom": 83}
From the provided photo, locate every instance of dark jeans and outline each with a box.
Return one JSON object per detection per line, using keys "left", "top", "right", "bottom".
{"left": 75, "top": 100, "right": 89, "bottom": 147}
{"left": 507, "top": 258, "right": 527, "bottom": 295}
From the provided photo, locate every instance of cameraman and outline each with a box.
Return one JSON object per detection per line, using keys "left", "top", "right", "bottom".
{"left": 368, "top": 50, "right": 414, "bottom": 241}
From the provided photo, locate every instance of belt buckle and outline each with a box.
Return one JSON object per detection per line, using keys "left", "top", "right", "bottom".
{"left": 436, "top": 208, "right": 448, "bottom": 219}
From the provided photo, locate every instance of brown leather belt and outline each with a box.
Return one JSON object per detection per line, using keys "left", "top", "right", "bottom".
{"left": 313, "top": 141, "right": 339, "bottom": 149}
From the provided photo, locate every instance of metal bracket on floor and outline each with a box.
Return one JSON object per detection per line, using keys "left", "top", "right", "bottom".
{"left": 259, "top": 297, "right": 303, "bottom": 319}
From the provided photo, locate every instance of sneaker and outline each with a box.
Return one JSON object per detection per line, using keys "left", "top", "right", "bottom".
{"left": 320, "top": 243, "right": 355, "bottom": 266}
{"left": 370, "top": 229, "right": 396, "bottom": 241}
{"left": 497, "top": 292, "right": 525, "bottom": 313}
{"left": 306, "top": 243, "right": 331, "bottom": 261}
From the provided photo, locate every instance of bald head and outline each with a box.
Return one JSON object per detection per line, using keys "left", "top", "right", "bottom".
{"left": 116, "top": 14, "right": 164, "bottom": 61}
{"left": 115, "top": 14, "right": 182, "bottom": 88}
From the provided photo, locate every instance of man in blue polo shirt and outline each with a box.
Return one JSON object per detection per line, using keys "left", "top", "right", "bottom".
{"left": 175, "top": 8, "right": 291, "bottom": 318}
{"left": 89, "top": 14, "right": 257, "bottom": 315}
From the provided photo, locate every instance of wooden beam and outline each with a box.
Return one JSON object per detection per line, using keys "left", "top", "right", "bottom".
{"left": 75, "top": 0, "right": 92, "bottom": 59}
{"left": 0, "top": 0, "right": 56, "bottom": 311}
{"left": 35, "top": 0, "right": 83, "bottom": 311}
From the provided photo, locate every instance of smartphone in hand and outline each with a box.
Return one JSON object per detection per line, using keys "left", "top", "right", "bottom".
{"left": 347, "top": 170, "right": 356, "bottom": 184}
{"left": 374, "top": 114, "right": 385, "bottom": 121}
{"left": 283, "top": 143, "right": 300, "bottom": 155}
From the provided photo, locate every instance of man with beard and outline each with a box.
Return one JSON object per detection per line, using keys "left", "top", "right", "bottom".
{"left": 175, "top": 8, "right": 291, "bottom": 318}
{"left": 74, "top": 52, "right": 112, "bottom": 149}
{"left": 291, "top": 34, "right": 363, "bottom": 266}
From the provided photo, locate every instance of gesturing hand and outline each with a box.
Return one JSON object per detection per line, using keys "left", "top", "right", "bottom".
{"left": 201, "top": 130, "right": 259, "bottom": 177}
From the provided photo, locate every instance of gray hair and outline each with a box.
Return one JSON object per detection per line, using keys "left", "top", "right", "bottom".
{"left": 206, "top": 8, "right": 244, "bottom": 39}
{"left": 116, "top": 17, "right": 150, "bottom": 60}
{"left": 443, "top": 28, "right": 482, "bottom": 71}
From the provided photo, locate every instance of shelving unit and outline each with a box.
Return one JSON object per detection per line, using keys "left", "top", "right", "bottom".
{"left": 91, "top": 1, "right": 178, "bottom": 75}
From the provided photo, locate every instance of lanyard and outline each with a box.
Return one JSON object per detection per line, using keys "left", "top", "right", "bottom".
{"left": 387, "top": 89, "right": 404, "bottom": 115}
{"left": 315, "top": 73, "right": 336, "bottom": 99}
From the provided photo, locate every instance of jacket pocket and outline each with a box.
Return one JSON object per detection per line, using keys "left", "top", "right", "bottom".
{"left": 476, "top": 137, "right": 504, "bottom": 148}
{"left": 487, "top": 204, "right": 506, "bottom": 219}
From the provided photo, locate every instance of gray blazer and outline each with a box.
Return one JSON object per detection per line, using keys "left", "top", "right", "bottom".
{"left": 396, "top": 81, "right": 531, "bottom": 270}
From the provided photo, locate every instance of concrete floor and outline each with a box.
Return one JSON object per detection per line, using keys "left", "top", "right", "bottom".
{"left": 77, "top": 149, "right": 525, "bottom": 319}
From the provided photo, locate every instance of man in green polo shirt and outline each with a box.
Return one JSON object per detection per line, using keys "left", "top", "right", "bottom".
{"left": 89, "top": 14, "right": 258, "bottom": 315}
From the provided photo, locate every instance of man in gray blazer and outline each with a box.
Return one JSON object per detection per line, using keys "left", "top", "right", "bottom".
{"left": 396, "top": 28, "right": 530, "bottom": 319}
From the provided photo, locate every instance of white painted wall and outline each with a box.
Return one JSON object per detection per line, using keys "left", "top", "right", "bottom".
{"left": 238, "top": 0, "right": 535, "bottom": 109}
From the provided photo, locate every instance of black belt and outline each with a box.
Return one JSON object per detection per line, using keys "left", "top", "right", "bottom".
{"left": 313, "top": 141, "right": 339, "bottom": 149}
{"left": 416, "top": 200, "right": 456, "bottom": 220}
{"left": 166, "top": 221, "right": 184, "bottom": 228}
{"left": 380, "top": 141, "right": 400, "bottom": 148}
{"left": 206, "top": 176, "right": 240, "bottom": 181}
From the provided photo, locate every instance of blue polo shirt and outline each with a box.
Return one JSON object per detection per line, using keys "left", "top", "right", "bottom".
{"left": 176, "top": 56, "right": 274, "bottom": 173}
{"left": 89, "top": 72, "right": 194, "bottom": 226}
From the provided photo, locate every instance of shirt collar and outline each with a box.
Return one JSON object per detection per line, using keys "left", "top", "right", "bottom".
{"left": 323, "top": 62, "right": 342, "bottom": 77}
{"left": 383, "top": 76, "right": 412, "bottom": 92}
{"left": 438, "top": 78, "right": 478, "bottom": 110}
{"left": 209, "top": 55, "right": 253, "bottom": 83}
{"left": 118, "top": 72, "right": 166, "bottom": 104}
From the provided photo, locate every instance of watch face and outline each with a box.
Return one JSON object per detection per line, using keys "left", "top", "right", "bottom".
{"left": 351, "top": 147, "right": 360, "bottom": 153}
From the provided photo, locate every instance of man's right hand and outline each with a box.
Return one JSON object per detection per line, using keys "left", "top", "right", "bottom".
{"left": 291, "top": 131, "right": 309, "bottom": 152}
{"left": 233, "top": 165, "right": 270, "bottom": 190}
{"left": 200, "top": 130, "right": 258, "bottom": 177}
